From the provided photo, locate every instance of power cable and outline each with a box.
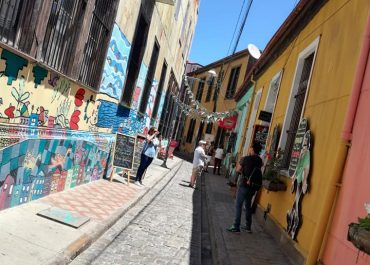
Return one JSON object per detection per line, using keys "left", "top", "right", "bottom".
{"left": 232, "top": 0, "right": 253, "bottom": 54}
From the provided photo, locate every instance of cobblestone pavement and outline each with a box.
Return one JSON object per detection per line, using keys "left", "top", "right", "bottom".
{"left": 73, "top": 161, "right": 201, "bottom": 265}
{"left": 204, "top": 170, "right": 295, "bottom": 265}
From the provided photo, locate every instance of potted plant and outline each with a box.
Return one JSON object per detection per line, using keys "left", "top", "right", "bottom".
{"left": 262, "top": 149, "right": 287, "bottom": 192}
{"left": 348, "top": 204, "right": 370, "bottom": 255}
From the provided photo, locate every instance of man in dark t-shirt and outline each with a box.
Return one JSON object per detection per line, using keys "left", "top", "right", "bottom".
{"left": 227, "top": 142, "right": 263, "bottom": 233}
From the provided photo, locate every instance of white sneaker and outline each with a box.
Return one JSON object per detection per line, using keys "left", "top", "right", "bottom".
{"left": 134, "top": 181, "right": 142, "bottom": 186}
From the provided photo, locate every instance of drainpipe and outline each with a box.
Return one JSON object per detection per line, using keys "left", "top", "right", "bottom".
{"left": 305, "top": 10, "right": 370, "bottom": 265}
{"left": 342, "top": 10, "right": 370, "bottom": 141}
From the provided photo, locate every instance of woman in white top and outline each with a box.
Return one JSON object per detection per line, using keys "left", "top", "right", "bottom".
{"left": 213, "top": 145, "right": 224, "bottom": 175}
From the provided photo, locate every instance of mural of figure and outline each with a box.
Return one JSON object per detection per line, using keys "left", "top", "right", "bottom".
{"left": 49, "top": 146, "right": 72, "bottom": 171}
{"left": 286, "top": 130, "right": 311, "bottom": 239}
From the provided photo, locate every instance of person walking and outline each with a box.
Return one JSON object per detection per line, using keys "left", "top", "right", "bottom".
{"left": 134, "top": 127, "right": 160, "bottom": 186}
{"left": 227, "top": 142, "right": 263, "bottom": 233}
{"left": 189, "top": 140, "right": 207, "bottom": 188}
{"left": 213, "top": 145, "right": 224, "bottom": 175}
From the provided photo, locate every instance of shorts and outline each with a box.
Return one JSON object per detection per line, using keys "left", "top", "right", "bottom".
{"left": 192, "top": 166, "right": 203, "bottom": 178}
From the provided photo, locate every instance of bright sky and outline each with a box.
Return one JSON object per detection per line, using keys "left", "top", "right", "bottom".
{"left": 189, "top": 0, "right": 298, "bottom": 66}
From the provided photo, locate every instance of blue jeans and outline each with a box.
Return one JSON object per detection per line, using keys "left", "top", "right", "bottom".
{"left": 233, "top": 185, "right": 255, "bottom": 229}
{"left": 135, "top": 154, "right": 154, "bottom": 182}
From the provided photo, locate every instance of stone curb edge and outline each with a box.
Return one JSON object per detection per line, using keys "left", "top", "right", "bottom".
{"left": 204, "top": 174, "right": 231, "bottom": 265}
{"left": 48, "top": 160, "right": 184, "bottom": 265}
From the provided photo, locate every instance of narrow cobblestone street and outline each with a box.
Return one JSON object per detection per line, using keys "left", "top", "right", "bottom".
{"left": 78, "top": 161, "right": 202, "bottom": 265}
{"left": 70, "top": 159, "right": 295, "bottom": 265}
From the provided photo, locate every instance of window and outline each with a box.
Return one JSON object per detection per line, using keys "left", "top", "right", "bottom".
{"left": 0, "top": 0, "right": 118, "bottom": 89}
{"left": 280, "top": 37, "right": 319, "bottom": 168}
{"left": 225, "top": 66, "right": 240, "bottom": 99}
{"left": 264, "top": 71, "right": 283, "bottom": 114}
{"left": 195, "top": 78, "right": 205, "bottom": 101}
{"left": 121, "top": 12, "right": 149, "bottom": 106}
{"left": 196, "top": 121, "right": 205, "bottom": 143}
{"left": 186, "top": 119, "right": 196, "bottom": 143}
{"left": 205, "top": 77, "right": 214, "bottom": 102}
{"left": 42, "top": 0, "right": 86, "bottom": 75}
{"left": 78, "top": 0, "right": 118, "bottom": 89}
{"left": 205, "top": 122, "right": 213, "bottom": 134}
{"left": 213, "top": 70, "right": 224, "bottom": 101}
{"left": 243, "top": 89, "right": 262, "bottom": 155}
{"left": 139, "top": 40, "right": 160, "bottom": 114}
{"left": 152, "top": 60, "right": 168, "bottom": 119}
{"left": 0, "top": 0, "right": 40, "bottom": 53}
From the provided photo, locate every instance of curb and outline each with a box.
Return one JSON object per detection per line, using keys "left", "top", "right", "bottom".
{"left": 51, "top": 159, "right": 184, "bottom": 265}
{"left": 204, "top": 174, "right": 231, "bottom": 265}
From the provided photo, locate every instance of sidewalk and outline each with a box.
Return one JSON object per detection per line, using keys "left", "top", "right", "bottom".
{"left": 0, "top": 157, "right": 182, "bottom": 265}
{"left": 204, "top": 171, "right": 295, "bottom": 265}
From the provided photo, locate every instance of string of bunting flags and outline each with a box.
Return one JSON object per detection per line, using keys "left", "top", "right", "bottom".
{"left": 169, "top": 85, "right": 238, "bottom": 124}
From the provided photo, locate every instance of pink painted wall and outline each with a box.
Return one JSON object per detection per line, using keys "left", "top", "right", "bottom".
{"left": 322, "top": 36, "right": 370, "bottom": 265}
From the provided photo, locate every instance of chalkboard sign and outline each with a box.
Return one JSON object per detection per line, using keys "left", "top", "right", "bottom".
{"left": 252, "top": 125, "right": 269, "bottom": 149}
{"left": 113, "top": 133, "right": 136, "bottom": 169}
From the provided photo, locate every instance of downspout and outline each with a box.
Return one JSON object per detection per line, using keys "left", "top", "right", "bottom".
{"left": 342, "top": 10, "right": 370, "bottom": 141}
{"left": 305, "top": 10, "right": 370, "bottom": 265}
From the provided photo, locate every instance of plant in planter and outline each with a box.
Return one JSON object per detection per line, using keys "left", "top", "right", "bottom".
{"left": 262, "top": 149, "right": 287, "bottom": 192}
{"left": 348, "top": 204, "right": 370, "bottom": 255}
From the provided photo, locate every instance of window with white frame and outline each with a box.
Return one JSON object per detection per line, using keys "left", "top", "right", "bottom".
{"left": 243, "top": 88, "right": 262, "bottom": 155}
{"left": 280, "top": 37, "right": 320, "bottom": 168}
{"left": 264, "top": 70, "right": 283, "bottom": 115}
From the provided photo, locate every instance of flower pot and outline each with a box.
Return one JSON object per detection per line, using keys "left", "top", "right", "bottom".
{"left": 262, "top": 179, "right": 287, "bottom": 192}
{"left": 348, "top": 223, "right": 370, "bottom": 255}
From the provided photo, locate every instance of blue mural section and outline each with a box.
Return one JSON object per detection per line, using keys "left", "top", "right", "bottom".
{"left": 131, "top": 63, "right": 148, "bottom": 110}
{"left": 96, "top": 100, "right": 150, "bottom": 135}
{"left": 99, "top": 24, "right": 131, "bottom": 100}
{"left": 0, "top": 126, "right": 114, "bottom": 211}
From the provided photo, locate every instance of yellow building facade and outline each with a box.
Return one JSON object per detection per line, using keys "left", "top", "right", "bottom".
{"left": 236, "top": 0, "right": 370, "bottom": 264}
{"left": 181, "top": 49, "right": 253, "bottom": 153}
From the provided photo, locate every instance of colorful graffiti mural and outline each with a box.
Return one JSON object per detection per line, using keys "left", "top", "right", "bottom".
{"left": 0, "top": 48, "right": 97, "bottom": 132}
{"left": 0, "top": 124, "right": 114, "bottom": 211}
{"left": 99, "top": 24, "right": 131, "bottom": 100}
{"left": 131, "top": 63, "right": 148, "bottom": 110}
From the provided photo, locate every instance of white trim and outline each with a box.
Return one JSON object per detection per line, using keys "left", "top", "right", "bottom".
{"left": 262, "top": 69, "right": 283, "bottom": 126}
{"left": 279, "top": 36, "right": 320, "bottom": 149}
{"left": 243, "top": 88, "right": 262, "bottom": 155}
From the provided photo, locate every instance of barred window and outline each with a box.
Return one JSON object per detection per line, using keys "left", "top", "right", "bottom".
{"left": 195, "top": 78, "right": 205, "bottom": 101}
{"left": 186, "top": 119, "right": 196, "bottom": 143}
{"left": 78, "top": 0, "right": 118, "bottom": 89}
{"left": 225, "top": 66, "right": 240, "bottom": 99}
{"left": 205, "top": 77, "right": 214, "bottom": 102}
{"left": 282, "top": 53, "right": 314, "bottom": 168}
{"left": 42, "top": 0, "right": 86, "bottom": 75}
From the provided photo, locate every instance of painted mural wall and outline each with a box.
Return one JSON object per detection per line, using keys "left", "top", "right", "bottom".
{"left": 0, "top": 22, "right": 165, "bottom": 211}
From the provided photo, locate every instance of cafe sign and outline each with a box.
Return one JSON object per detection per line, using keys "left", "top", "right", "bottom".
{"left": 288, "top": 118, "right": 308, "bottom": 177}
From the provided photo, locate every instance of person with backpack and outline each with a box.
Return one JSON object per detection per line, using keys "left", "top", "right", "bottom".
{"left": 227, "top": 142, "right": 263, "bottom": 233}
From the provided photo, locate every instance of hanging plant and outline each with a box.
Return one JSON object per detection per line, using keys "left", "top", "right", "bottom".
{"left": 348, "top": 216, "right": 370, "bottom": 255}
{"left": 262, "top": 149, "right": 287, "bottom": 192}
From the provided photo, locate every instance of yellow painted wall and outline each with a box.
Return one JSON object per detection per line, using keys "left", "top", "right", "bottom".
{"left": 251, "top": 0, "right": 370, "bottom": 257}
{"left": 182, "top": 52, "right": 250, "bottom": 152}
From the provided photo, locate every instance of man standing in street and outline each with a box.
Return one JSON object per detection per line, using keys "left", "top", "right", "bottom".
{"left": 227, "top": 142, "right": 263, "bottom": 233}
{"left": 189, "top": 140, "right": 207, "bottom": 188}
